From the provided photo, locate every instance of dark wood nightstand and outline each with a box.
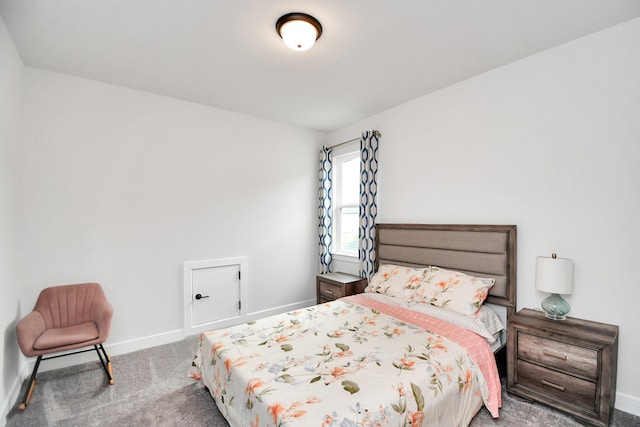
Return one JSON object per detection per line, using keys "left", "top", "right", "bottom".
{"left": 507, "top": 308, "right": 619, "bottom": 427}
{"left": 316, "top": 272, "right": 367, "bottom": 304}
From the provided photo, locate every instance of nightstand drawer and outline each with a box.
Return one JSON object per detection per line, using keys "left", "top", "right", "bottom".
{"left": 518, "top": 333, "right": 598, "bottom": 380}
{"left": 318, "top": 282, "right": 345, "bottom": 300}
{"left": 316, "top": 273, "right": 367, "bottom": 304}
{"left": 517, "top": 360, "right": 596, "bottom": 413}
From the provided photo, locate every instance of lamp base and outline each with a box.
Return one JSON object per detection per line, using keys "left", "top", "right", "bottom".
{"left": 541, "top": 293, "right": 570, "bottom": 320}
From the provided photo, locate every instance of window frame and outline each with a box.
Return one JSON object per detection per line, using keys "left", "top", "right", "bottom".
{"left": 331, "top": 146, "right": 360, "bottom": 258}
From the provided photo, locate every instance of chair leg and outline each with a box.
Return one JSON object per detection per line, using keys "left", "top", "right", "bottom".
{"left": 18, "top": 355, "right": 42, "bottom": 410}
{"left": 94, "top": 344, "right": 114, "bottom": 385}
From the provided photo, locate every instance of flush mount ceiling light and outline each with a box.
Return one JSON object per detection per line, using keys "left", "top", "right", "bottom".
{"left": 276, "top": 12, "right": 322, "bottom": 51}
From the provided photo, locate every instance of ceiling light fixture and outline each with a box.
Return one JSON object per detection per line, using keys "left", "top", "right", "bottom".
{"left": 276, "top": 12, "right": 322, "bottom": 52}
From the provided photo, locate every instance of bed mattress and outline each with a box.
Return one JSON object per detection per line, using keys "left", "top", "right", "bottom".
{"left": 190, "top": 295, "right": 501, "bottom": 426}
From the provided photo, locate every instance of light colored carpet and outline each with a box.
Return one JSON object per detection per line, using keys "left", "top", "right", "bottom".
{"left": 6, "top": 335, "right": 639, "bottom": 426}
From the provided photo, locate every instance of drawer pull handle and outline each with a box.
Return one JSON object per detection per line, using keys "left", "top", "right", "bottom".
{"left": 541, "top": 379, "right": 566, "bottom": 392}
{"left": 324, "top": 289, "right": 333, "bottom": 295}
{"left": 542, "top": 349, "right": 568, "bottom": 361}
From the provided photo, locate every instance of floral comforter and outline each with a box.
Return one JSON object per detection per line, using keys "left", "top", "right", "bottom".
{"left": 190, "top": 295, "right": 501, "bottom": 427}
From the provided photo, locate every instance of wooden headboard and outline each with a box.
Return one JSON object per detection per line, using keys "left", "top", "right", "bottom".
{"left": 375, "top": 224, "right": 516, "bottom": 310}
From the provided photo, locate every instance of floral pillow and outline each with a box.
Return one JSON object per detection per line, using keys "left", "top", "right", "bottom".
{"left": 408, "top": 266, "right": 495, "bottom": 317}
{"left": 364, "top": 264, "right": 429, "bottom": 299}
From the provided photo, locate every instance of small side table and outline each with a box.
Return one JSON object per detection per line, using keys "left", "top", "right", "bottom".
{"left": 507, "top": 308, "right": 618, "bottom": 426}
{"left": 316, "top": 272, "right": 367, "bottom": 304}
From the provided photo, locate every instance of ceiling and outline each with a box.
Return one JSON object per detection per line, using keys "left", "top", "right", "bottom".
{"left": 2, "top": 1, "right": 640, "bottom": 133}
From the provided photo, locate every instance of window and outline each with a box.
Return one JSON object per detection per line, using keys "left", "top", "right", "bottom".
{"left": 332, "top": 150, "right": 360, "bottom": 257}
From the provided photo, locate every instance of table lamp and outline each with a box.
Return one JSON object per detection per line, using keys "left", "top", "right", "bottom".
{"left": 535, "top": 253, "right": 573, "bottom": 320}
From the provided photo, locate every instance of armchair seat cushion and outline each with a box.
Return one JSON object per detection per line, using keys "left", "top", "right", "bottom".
{"left": 33, "top": 322, "right": 99, "bottom": 351}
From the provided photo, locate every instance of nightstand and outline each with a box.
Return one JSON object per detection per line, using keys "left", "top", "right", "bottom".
{"left": 507, "top": 308, "right": 619, "bottom": 427}
{"left": 316, "top": 272, "right": 367, "bottom": 304}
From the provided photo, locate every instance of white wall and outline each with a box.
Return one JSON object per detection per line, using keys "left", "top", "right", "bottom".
{"left": 0, "top": 15, "right": 24, "bottom": 422}
{"left": 17, "top": 68, "right": 322, "bottom": 361}
{"left": 329, "top": 17, "right": 640, "bottom": 416}
{"left": 6, "top": 9, "right": 640, "bottom": 420}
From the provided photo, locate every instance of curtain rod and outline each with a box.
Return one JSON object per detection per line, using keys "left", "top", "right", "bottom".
{"left": 327, "top": 130, "right": 381, "bottom": 149}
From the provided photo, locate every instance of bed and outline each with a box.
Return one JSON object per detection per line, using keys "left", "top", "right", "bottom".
{"left": 190, "top": 223, "right": 516, "bottom": 426}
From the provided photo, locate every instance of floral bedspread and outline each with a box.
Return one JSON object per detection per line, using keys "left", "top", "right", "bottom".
{"left": 190, "top": 295, "right": 501, "bottom": 427}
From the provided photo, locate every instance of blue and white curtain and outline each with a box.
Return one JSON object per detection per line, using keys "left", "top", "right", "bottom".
{"left": 318, "top": 146, "right": 333, "bottom": 274}
{"left": 359, "top": 130, "right": 380, "bottom": 280}
{"left": 318, "top": 131, "right": 380, "bottom": 278}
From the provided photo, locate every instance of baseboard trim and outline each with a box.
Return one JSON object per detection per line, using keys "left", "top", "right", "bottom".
{"left": 2, "top": 372, "right": 26, "bottom": 425}
{"left": 107, "top": 329, "right": 185, "bottom": 356}
{"left": 246, "top": 298, "right": 316, "bottom": 321}
{"left": 616, "top": 390, "right": 640, "bottom": 417}
{"left": 25, "top": 329, "right": 185, "bottom": 374}
{"left": 20, "top": 298, "right": 316, "bottom": 373}
{"left": 19, "top": 299, "right": 316, "bottom": 375}
{"left": 184, "top": 298, "right": 316, "bottom": 337}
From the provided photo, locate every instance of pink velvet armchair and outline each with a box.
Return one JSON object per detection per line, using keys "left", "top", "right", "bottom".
{"left": 16, "top": 282, "right": 114, "bottom": 410}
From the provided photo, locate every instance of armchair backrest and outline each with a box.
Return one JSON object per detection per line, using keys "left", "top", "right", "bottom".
{"left": 34, "top": 283, "right": 111, "bottom": 329}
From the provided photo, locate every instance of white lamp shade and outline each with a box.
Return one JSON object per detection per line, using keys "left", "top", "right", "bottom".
{"left": 535, "top": 255, "right": 573, "bottom": 294}
{"left": 279, "top": 19, "right": 318, "bottom": 51}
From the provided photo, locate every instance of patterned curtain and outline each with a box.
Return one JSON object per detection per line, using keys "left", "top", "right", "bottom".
{"left": 359, "top": 130, "right": 380, "bottom": 280}
{"left": 318, "top": 146, "right": 333, "bottom": 274}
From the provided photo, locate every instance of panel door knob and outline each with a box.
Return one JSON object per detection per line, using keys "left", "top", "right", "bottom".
{"left": 195, "top": 293, "right": 209, "bottom": 300}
